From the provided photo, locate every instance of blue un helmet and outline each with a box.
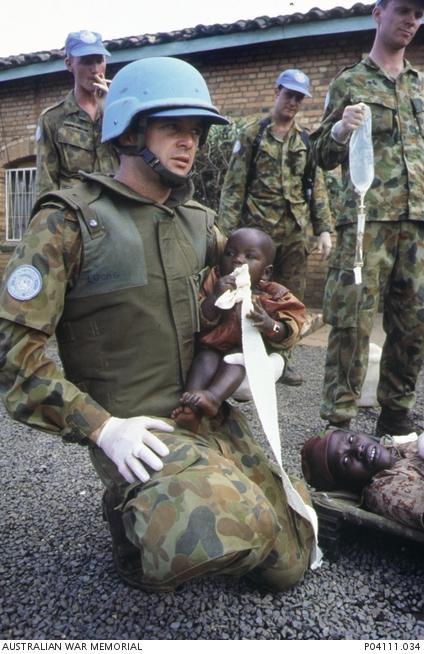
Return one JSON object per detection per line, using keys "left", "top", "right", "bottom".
{"left": 102, "top": 57, "right": 228, "bottom": 186}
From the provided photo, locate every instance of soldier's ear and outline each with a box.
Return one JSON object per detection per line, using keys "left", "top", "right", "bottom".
{"left": 372, "top": 4, "right": 382, "bottom": 24}
{"left": 65, "top": 57, "right": 73, "bottom": 73}
{"left": 117, "top": 131, "right": 138, "bottom": 147}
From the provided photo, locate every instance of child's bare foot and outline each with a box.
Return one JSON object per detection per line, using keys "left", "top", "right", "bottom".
{"left": 170, "top": 404, "right": 202, "bottom": 433}
{"left": 171, "top": 391, "right": 220, "bottom": 433}
{"left": 181, "top": 390, "right": 220, "bottom": 418}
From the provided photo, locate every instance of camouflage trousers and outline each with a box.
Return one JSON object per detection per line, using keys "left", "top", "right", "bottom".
{"left": 321, "top": 221, "right": 424, "bottom": 424}
{"left": 272, "top": 221, "right": 308, "bottom": 301}
{"left": 89, "top": 405, "right": 314, "bottom": 592}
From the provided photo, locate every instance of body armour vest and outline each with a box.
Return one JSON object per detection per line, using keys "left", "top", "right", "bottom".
{"left": 34, "top": 174, "right": 213, "bottom": 418}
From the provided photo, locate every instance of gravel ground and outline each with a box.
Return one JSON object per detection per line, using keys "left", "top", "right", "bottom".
{"left": 1, "top": 342, "right": 423, "bottom": 640}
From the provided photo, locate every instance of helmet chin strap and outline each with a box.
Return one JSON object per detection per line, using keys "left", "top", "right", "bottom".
{"left": 115, "top": 128, "right": 193, "bottom": 188}
{"left": 139, "top": 147, "right": 192, "bottom": 189}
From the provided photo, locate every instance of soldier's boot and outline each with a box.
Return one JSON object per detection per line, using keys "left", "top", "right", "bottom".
{"left": 279, "top": 363, "right": 304, "bottom": 386}
{"left": 102, "top": 486, "right": 144, "bottom": 588}
{"left": 375, "top": 408, "right": 417, "bottom": 438}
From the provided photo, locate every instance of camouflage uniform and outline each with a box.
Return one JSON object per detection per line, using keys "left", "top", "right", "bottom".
{"left": 311, "top": 57, "right": 424, "bottom": 424}
{"left": 0, "top": 173, "right": 314, "bottom": 591}
{"left": 218, "top": 118, "right": 332, "bottom": 300}
{"left": 35, "top": 91, "right": 119, "bottom": 197}
{"left": 363, "top": 441, "right": 424, "bottom": 532}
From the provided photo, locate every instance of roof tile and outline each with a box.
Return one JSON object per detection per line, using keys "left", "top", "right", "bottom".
{"left": 0, "top": 3, "right": 373, "bottom": 71}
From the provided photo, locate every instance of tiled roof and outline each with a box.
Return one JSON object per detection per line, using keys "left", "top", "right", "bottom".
{"left": 0, "top": 2, "right": 374, "bottom": 72}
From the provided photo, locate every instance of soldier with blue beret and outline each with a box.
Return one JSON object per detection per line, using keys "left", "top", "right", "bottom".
{"left": 218, "top": 68, "right": 333, "bottom": 387}
{"left": 35, "top": 29, "right": 119, "bottom": 197}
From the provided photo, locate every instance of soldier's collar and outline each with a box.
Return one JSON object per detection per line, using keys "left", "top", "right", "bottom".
{"left": 167, "top": 179, "right": 195, "bottom": 208}
{"left": 80, "top": 172, "right": 194, "bottom": 209}
{"left": 401, "top": 59, "right": 420, "bottom": 76}
{"left": 364, "top": 55, "right": 419, "bottom": 78}
{"left": 63, "top": 90, "right": 81, "bottom": 116}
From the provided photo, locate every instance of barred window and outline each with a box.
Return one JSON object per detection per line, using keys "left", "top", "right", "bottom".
{"left": 5, "top": 167, "right": 36, "bottom": 241}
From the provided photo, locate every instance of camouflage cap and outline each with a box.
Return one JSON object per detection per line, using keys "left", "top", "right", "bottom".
{"left": 301, "top": 430, "right": 339, "bottom": 491}
{"left": 65, "top": 30, "right": 110, "bottom": 57}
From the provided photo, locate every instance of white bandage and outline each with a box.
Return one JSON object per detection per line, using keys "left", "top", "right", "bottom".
{"left": 219, "top": 264, "right": 322, "bottom": 569}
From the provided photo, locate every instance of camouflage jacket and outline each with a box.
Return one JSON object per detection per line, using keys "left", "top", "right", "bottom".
{"left": 35, "top": 90, "right": 119, "bottom": 197}
{"left": 0, "top": 176, "right": 220, "bottom": 442}
{"left": 311, "top": 56, "right": 424, "bottom": 227}
{"left": 363, "top": 441, "right": 424, "bottom": 532}
{"left": 217, "top": 118, "right": 333, "bottom": 239}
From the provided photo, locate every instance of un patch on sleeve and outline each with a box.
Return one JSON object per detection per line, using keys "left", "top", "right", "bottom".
{"left": 6, "top": 265, "right": 43, "bottom": 301}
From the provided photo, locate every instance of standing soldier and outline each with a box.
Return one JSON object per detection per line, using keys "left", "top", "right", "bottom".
{"left": 35, "top": 30, "right": 119, "bottom": 196}
{"left": 0, "top": 57, "right": 316, "bottom": 592}
{"left": 311, "top": 0, "right": 424, "bottom": 436}
{"left": 218, "top": 69, "right": 333, "bottom": 386}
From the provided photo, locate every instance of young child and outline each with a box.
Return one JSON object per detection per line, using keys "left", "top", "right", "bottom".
{"left": 171, "top": 227, "right": 306, "bottom": 433}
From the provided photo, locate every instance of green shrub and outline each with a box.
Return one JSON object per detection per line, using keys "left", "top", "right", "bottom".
{"left": 192, "top": 118, "right": 247, "bottom": 211}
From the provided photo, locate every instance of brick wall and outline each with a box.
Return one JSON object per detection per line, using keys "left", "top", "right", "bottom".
{"left": 0, "top": 70, "right": 72, "bottom": 271}
{"left": 1, "top": 31, "right": 423, "bottom": 307}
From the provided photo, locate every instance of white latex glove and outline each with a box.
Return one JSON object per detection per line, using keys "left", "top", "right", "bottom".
{"left": 224, "top": 352, "right": 285, "bottom": 401}
{"left": 418, "top": 432, "right": 424, "bottom": 459}
{"left": 97, "top": 416, "right": 172, "bottom": 483}
{"left": 316, "top": 231, "right": 332, "bottom": 260}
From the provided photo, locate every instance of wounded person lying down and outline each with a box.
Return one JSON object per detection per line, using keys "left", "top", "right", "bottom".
{"left": 301, "top": 428, "right": 424, "bottom": 532}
